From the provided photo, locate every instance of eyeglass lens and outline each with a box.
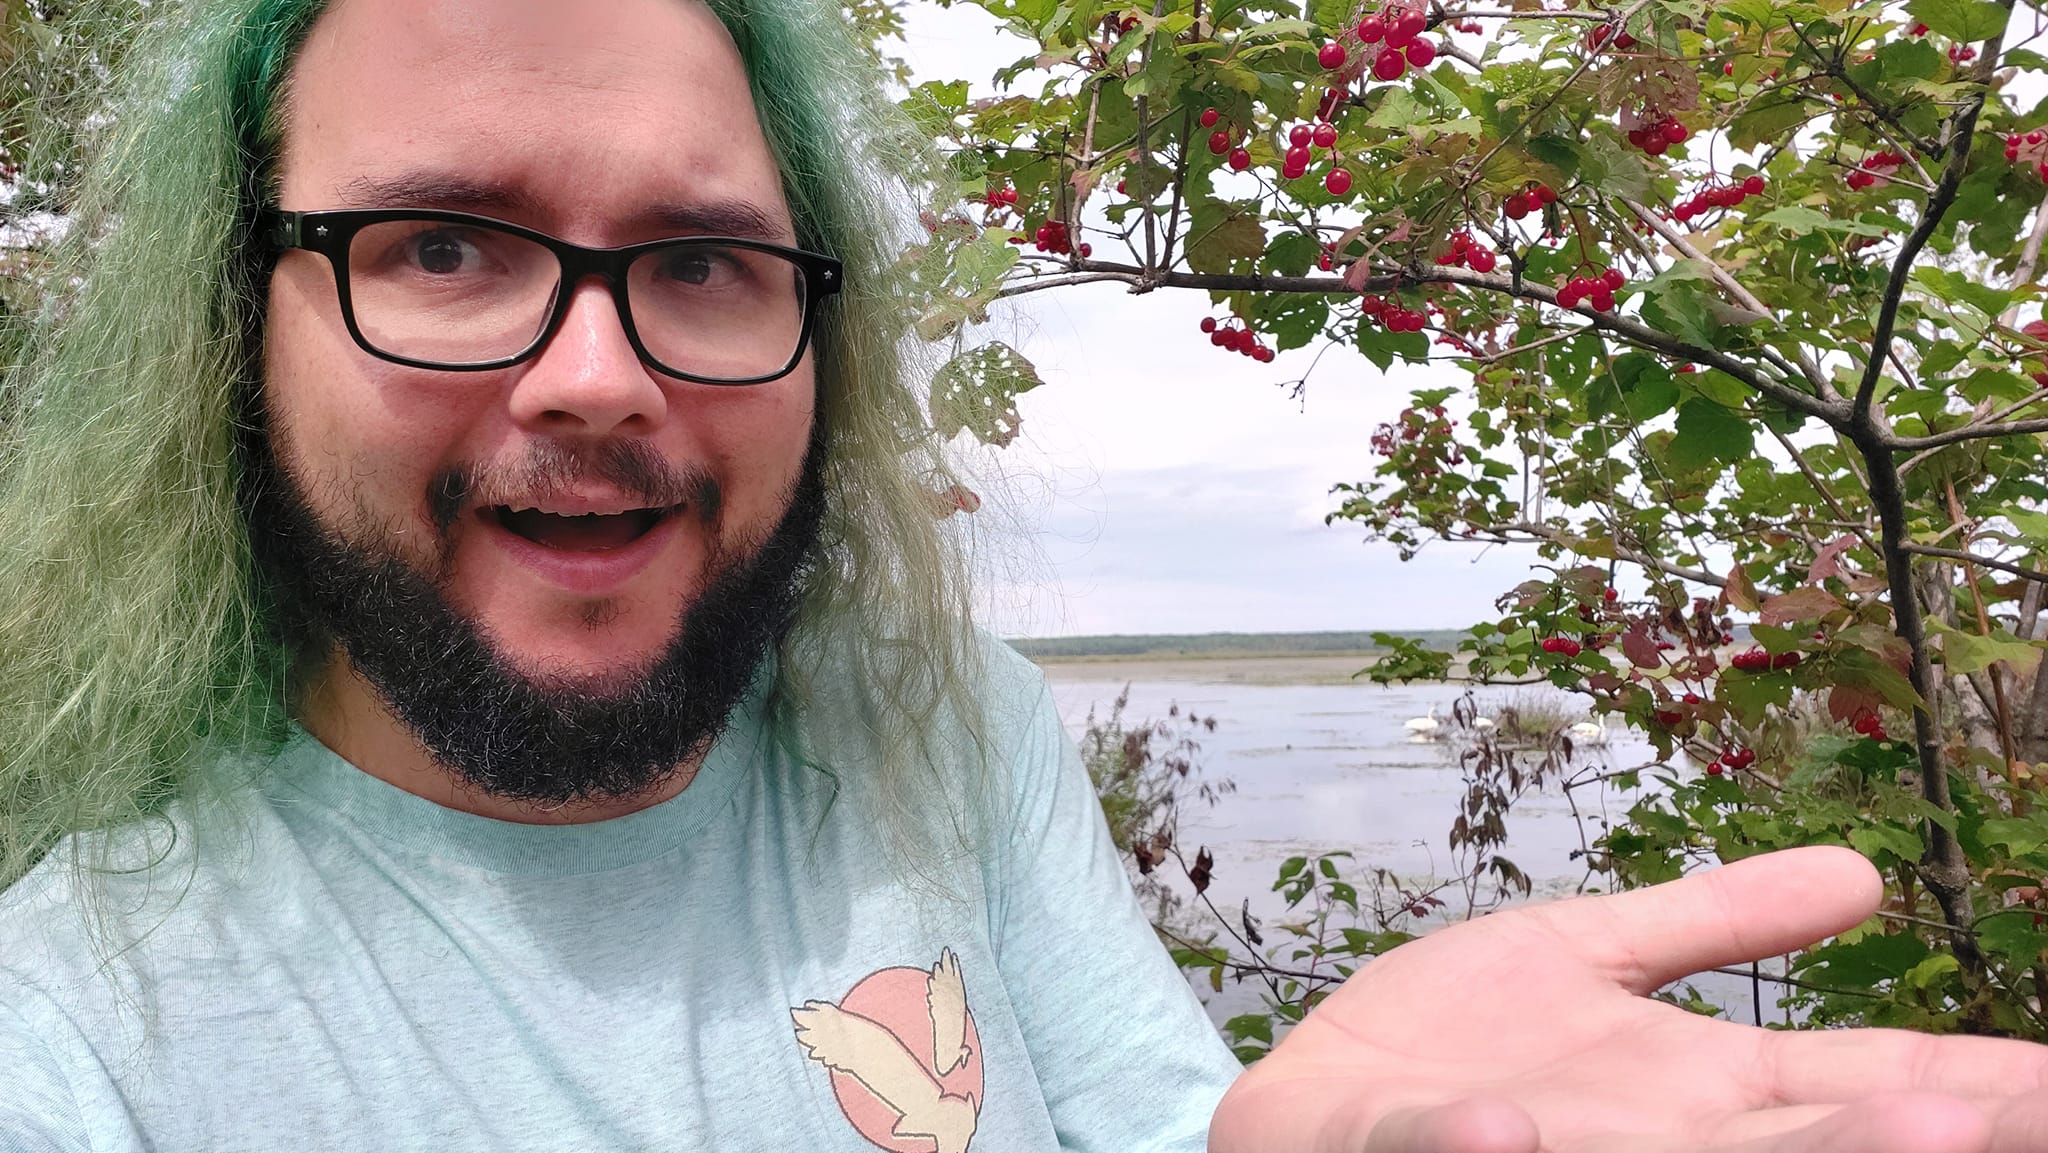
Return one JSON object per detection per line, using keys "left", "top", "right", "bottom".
{"left": 346, "top": 219, "right": 810, "bottom": 380}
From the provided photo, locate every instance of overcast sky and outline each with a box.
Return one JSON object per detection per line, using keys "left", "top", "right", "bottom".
{"left": 898, "top": 3, "right": 1542, "bottom": 637}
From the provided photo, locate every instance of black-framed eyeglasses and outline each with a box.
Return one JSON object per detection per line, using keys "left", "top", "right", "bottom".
{"left": 261, "top": 208, "right": 843, "bottom": 386}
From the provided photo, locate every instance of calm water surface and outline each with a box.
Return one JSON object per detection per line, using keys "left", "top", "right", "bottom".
{"left": 1040, "top": 667, "right": 1786, "bottom": 1029}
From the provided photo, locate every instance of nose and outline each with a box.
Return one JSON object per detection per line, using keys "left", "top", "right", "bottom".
{"left": 504, "top": 275, "right": 668, "bottom": 437}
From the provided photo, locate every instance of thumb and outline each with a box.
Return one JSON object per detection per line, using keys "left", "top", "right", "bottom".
{"left": 1357, "top": 1097, "right": 1541, "bottom": 1153}
{"left": 1522, "top": 845, "right": 1882, "bottom": 995}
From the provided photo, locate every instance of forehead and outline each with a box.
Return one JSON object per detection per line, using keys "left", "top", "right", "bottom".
{"left": 277, "top": 0, "right": 791, "bottom": 241}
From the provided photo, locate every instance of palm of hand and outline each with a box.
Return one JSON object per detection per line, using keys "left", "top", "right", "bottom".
{"left": 1208, "top": 848, "right": 2048, "bottom": 1153}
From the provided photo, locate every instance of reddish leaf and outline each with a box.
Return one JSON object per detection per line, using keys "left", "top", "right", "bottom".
{"left": 1725, "top": 563, "right": 1760, "bottom": 613}
{"left": 1808, "top": 534, "right": 1859, "bottom": 583}
{"left": 1189, "top": 846, "right": 1214, "bottom": 895}
{"left": 1761, "top": 586, "right": 1842, "bottom": 627}
{"left": 1622, "top": 621, "right": 1664, "bottom": 669}
{"left": 1828, "top": 684, "right": 1883, "bottom": 724}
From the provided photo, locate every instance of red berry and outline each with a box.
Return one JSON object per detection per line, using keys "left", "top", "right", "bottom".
{"left": 1532, "top": 182, "right": 1555, "bottom": 205}
{"left": 1466, "top": 247, "right": 1496, "bottom": 273}
{"left": 1208, "top": 130, "right": 1230, "bottom": 155}
{"left": 1387, "top": 9, "right": 1425, "bottom": 48}
{"left": 1504, "top": 192, "right": 1531, "bottom": 219}
{"left": 1662, "top": 119, "right": 1688, "bottom": 144}
{"left": 1200, "top": 107, "right": 1220, "bottom": 128}
{"left": 1742, "top": 174, "right": 1765, "bottom": 195}
{"left": 1358, "top": 14, "right": 1386, "bottom": 42}
{"left": 2032, "top": 131, "right": 2045, "bottom": 144}
{"left": 1641, "top": 134, "right": 1668, "bottom": 156}
{"left": 1600, "top": 267, "right": 1624, "bottom": 291}
{"left": 1406, "top": 38, "right": 1436, "bottom": 67}
{"left": 1723, "top": 61, "right": 1734, "bottom": 75}
{"left": 1319, "top": 41, "right": 1348, "bottom": 69}
{"left": 1312, "top": 122, "right": 1338, "bottom": 148}
{"left": 1603, "top": 586, "right": 1618, "bottom": 602}
{"left": 1290, "top": 124, "right": 1312, "bottom": 147}
{"left": 1200, "top": 317, "right": 1217, "bottom": 333}
{"left": 1705, "top": 761, "right": 1724, "bottom": 776}
{"left": 1325, "top": 167, "right": 1354, "bottom": 195}
{"left": 1287, "top": 144, "right": 1312, "bottom": 168}
{"left": 1228, "top": 147, "right": 1251, "bottom": 171}
{"left": 1588, "top": 289, "right": 1615, "bottom": 312}
{"left": 1372, "top": 45, "right": 1408, "bottom": 81}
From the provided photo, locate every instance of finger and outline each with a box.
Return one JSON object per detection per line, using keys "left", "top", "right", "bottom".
{"left": 1515, "top": 846, "right": 1881, "bottom": 993}
{"left": 1753, "top": 1025, "right": 2048, "bottom": 1105}
{"left": 1728, "top": 1092, "right": 1990, "bottom": 1153}
{"left": 1359, "top": 1096, "right": 1540, "bottom": 1153}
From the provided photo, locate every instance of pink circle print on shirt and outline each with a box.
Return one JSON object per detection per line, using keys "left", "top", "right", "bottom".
{"left": 791, "top": 947, "right": 985, "bottom": 1153}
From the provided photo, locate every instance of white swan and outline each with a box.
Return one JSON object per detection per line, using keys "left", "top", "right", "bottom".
{"left": 1404, "top": 705, "right": 1442, "bottom": 738}
{"left": 1472, "top": 715, "right": 1497, "bottom": 733}
{"left": 1566, "top": 720, "right": 1608, "bottom": 745}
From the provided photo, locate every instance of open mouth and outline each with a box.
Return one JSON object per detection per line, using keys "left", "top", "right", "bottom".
{"left": 489, "top": 504, "right": 679, "bottom": 552}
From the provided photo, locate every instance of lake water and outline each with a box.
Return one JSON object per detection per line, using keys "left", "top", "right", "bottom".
{"left": 1038, "top": 660, "right": 1789, "bottom": 1030}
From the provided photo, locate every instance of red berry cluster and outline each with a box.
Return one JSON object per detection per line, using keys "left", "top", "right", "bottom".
{"left": 1909, "top": 22, "right": 1929, "bottom": 35}
{"left": 1703, "top": 746, "right": 1755, "bottom": 776}
{"left": 1360, "top": 294, "right": 1427, "bottom": 331}
{"left": 1502, "top": 182, "right": 1555, "bottom": 219}
{"left": 1030, "top": 220, "right": 1089, "bottom": 257}
{"left": 1728, "top": 647, "right": 1802, "bottom": 672}
{"left": 1448, "top": 19, "right": 1482, "bottom": 33}
{"left": 1850, "top": 709, "right": 1889, "bottom": 740}
{"left": 1432, "top": 229, "right": 1498, "bottom": 273}
{"left": 1356, "top": 7, "right": 1436, "bottom": 81}
{"left": 1539, "top": 636, "right": 1584, "bottom": 657}
{"left": 1199, "top": 316, "right": 1275, "bottom": 362}
{"left": 1948, "top": 43, "right": 1977, "bottom": 63}
{"left": 1845, "top": 149, "right": 1906, "bottom": 190}
{"left": 1585, "top": 23, "right": 1637, "bottom": 52}
{"left": 1626, "top": 115, "right": 1688, "bottom": 156}
{"left": 1670, "top": 175, "right": 1766, "bottom": 222}
{"left": 2003, "top": 131, "right": 2048, "bottom": 180}
{"left": 1556, "top": 266, "right": 1626, "bottom": 311}
{"left": 982, "top": 185, "right": 1019, "bottom": 210}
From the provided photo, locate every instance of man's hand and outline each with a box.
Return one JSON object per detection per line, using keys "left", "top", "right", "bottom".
{"left": 1208, "top": 846, "right": 2048, "bottom": 1152}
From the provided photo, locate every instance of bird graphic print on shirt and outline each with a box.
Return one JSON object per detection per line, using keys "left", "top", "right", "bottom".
{"left": 791, "top": 948, "right": 985, "bottom": 1153}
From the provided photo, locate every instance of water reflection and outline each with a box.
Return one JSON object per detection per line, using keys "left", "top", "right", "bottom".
{"left": 1041, "top": 668, "right": 1789, "bottom": 1029}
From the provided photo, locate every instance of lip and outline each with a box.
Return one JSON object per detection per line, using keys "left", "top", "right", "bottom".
{"left": 475, "top": 505, "right": 684, "bottom": 597}
{"left": 496, "top": 488, "right": 652, "bottom": 517}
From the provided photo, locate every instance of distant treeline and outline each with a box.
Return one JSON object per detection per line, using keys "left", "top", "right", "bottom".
{"left": 1007, "top": 630, "right": 1471, "bottom": 659}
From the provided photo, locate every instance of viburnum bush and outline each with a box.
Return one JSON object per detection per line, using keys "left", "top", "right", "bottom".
{"left": 903, "top": 0, "right": 2048, "bottom": 1039}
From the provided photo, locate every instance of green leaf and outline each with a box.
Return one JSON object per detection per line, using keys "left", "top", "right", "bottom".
{"left": 1668, "top": 397, "right": 1754, "bottom": 470}
{"left": 929, "top": 341, "right": 1044, "bottom": 446}
{"left": 1939, "top": 627, "right": 2043, "bottom": 675}
{"left": 1793, "top": 931, "right": 1930, "bottom": 986}
{"left": 1755, "top": 205, "right": 1835, "bottom": 236}
{"left": 1979, "top": 815, "right": 2048, "bottom": 856}
{"left": 1904, "top": 0, "right": 2006, "bottom": 42}
{"left": 1848, "top": 821, "right": 1925, "bottom": 863}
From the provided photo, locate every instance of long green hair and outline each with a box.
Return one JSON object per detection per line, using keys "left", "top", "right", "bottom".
{"left": 0, "top": 0, "right": 991, "bottom": 891}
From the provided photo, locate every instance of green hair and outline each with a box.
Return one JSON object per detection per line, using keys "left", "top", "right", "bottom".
{"left": 0, "top": 0, "right": 992, "bottom": 895}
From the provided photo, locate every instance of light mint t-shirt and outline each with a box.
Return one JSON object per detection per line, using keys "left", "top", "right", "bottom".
{"left": 0, "top": 646, "right": 1240, "bottom": 1151}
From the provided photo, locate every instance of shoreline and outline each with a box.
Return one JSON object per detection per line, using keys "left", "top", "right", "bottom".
{"left": 1032, "top": 651, "right": 1386, "bottom": 686}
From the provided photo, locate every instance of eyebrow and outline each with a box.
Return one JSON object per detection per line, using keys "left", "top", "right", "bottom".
{"left": 332, "top": 172, "right": 793, "bottom": 243}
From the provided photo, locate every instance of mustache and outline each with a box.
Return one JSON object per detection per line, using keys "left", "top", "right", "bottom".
{"left": 426, "top": 440, "right": 722, "bottom": 533}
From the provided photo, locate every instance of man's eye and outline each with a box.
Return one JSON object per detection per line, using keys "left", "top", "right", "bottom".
{"left": 659, "top": 248, "right": 740, "bottom": 287}
{"left": 409, "top": 231, "right": 481, "bottom": 275}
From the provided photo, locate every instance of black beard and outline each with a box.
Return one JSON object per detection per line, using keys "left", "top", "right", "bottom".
{"left": 240, "top": 424, "right": 825, "bottom": 808}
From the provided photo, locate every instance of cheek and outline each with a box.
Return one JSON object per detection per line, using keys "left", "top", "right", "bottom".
{"left": 702, "top": 374, "right": 816, "bottom": 536}
{"left": 261, "top": 272, "right": 479, "bottom": 533}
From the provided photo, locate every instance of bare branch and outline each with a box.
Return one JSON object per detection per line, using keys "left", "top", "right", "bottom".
{"left": 1902, "top": 544, "right": 2048, "bottom": 585}
{"left": 1465, "top": 520, "right": 1727, "bottom": 588}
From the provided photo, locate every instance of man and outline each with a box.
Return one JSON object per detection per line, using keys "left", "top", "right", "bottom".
{"left": 4, "top": 0, "right": 2048, "bottom": 1150}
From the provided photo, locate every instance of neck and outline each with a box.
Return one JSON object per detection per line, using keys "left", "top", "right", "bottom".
{"left": 296, "top": 654, "right": 700, "bottom": 825}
